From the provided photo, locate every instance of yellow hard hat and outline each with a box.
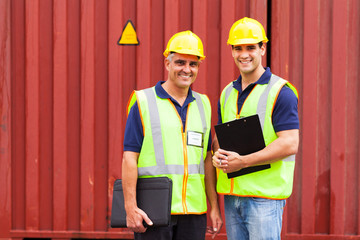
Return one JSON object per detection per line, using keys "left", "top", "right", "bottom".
{"left": 227, "top": 17, "right": 269, "bottom": 45}
{"left": 163, "top": 30, "right": 205, "bottom": 60}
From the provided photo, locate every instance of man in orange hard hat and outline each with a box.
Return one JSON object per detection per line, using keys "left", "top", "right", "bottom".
{"left": 212, "top": 17, "right": 299, "bottom": 239}
{"left": 122, "top": 30, "right": 222, "bottom": 240}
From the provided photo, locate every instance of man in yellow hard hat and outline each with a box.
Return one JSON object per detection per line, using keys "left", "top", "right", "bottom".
{"left": 122, "top": 30, "right": 223, "bottom": 240}
{"left": 212, "top": 17, "right": 299, "bottom": 239}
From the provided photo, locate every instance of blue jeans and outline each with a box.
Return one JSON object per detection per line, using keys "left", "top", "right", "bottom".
{"left": 224, "top": 195, "right": 286, "bottom": 240}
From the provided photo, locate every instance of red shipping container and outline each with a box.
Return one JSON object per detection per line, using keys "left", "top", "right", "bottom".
{"left": 1, "top": 0, "right": 360, "bottom": 239}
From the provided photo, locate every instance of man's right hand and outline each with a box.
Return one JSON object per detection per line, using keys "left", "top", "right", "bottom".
{"left": 122, "top": 151, "right": 153, "bottom": 232}
{"left": 126, "top": 207, "right": 153, "bottom": 233}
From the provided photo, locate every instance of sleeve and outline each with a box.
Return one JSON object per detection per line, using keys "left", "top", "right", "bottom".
{"left": 272, "top": 85, "right": 299, "bottom": 132}
{"left": 207, "top": 131, "right": 212, "bottom": 151}
{"left": 123, "top": 101, "right": 144, "bottom": 152}
{"left": 217, "top": 100, "right": 222, "bottom": 125}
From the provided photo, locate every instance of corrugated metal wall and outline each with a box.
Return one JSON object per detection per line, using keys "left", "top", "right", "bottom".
{"left": 283, "top": 0, "right": 360, "bottom": 239}
{"left": 1, "top": 0, "right": 360, "bottom": 239}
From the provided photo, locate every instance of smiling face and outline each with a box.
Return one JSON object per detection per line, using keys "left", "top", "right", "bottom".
{"left": 165, "top": 53, "right": 200, "bottom": 89}
{"left": 232, "top": 43, "right": 266, "bottom": 77}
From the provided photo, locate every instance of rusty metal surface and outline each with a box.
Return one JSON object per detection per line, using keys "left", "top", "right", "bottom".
{"left": 279, "top": 0, "right": 360, "bottom": 238}
{"left": 1, "top": 0, "right": 360, "bottom": 239}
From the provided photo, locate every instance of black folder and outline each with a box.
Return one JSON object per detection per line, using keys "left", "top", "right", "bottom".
{"left": 110, "top": 177, "right": 172, "bottom": 228}
{"left": 215, "top": 114, "right": 270, "bottom": 178}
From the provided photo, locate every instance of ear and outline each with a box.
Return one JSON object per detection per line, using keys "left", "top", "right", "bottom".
{"left": 261, "top": 43, "right": 266, "bottom": 56}
{"left": 231, "top": 47, "right": 235, "bottom": 58}
{"left": 164, "top": 58, "right": 170, "bottom": 71}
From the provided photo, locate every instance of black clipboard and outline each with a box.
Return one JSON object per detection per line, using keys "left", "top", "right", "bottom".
{"left": 215, "top": 114, "right": 270, "bottom": 178}
{"left": 110, "top": 177, "right": 172, "bottom": 228}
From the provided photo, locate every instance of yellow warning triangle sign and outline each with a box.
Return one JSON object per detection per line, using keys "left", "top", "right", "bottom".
{"left": 118, "top": 20, "right": 139, "bottom": 45}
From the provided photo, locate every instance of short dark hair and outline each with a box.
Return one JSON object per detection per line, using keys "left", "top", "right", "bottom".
{"left": 231, "top": 42, "right": 264, "bottom": 49}
{"left": 169, "top": 51, "right": 200, "bottom": 60}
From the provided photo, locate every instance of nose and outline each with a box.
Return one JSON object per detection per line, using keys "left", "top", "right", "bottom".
{"left": 239, "top": 50, "right": 250, "bottom": 59}
{"left": 183, "top": 63, "right": 191, "bottom": 73}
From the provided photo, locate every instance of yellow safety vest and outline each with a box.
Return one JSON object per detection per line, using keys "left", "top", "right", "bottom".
{"left": 217, "top": 74, "right": 298, "bottom": 199}
{"left": 127, "top": 87, "right": 212, "bottom": 214}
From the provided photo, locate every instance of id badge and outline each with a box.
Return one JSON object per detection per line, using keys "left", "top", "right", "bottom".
{"left": 187, "top": 131, "right": 203, "bottom": 147}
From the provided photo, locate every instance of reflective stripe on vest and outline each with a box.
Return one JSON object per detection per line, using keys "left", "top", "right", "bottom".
{"left": 217, "top": 74, "right": 297, "bottom": 199}
{"left": 255, "top": 75, "right": 295, "bottom": 163}
{"left": 137, "top": 88, "right": 206, "bottom": 176}
{"left": 131, "top": 87, "right": 211, "bottom": 214}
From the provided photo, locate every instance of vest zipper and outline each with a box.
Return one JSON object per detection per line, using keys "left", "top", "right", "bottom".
{"left": 182, "top": 131, "right": 188, "bottom": 214}
{"left": 168, "top": 99, "right": 189, "bottom": 214}
{"left": 230, "top": 85, "right": 258, "bottom": 194}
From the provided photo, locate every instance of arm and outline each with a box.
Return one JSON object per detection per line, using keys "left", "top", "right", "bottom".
{"left": 213, "top": 129, "right": 299, "bottom": 173}
{"left": 204, "top": 150, "right": 223, "bottom": 238}
{"left": 211, "top": 133, "right": 219, "bottom": 154}
{"left": 213, "top": 84, "right": 299, "bottom": 172}
{"left": 122, "top": 151, "right": 153, "bottom": 232}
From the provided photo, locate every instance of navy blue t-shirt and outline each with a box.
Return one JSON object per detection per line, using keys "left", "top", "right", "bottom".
{"left": 217, "top": 67, "right": 299, "bottom": 132}
{"left": 124, "top": 81, "right": 212, "bottom": 152}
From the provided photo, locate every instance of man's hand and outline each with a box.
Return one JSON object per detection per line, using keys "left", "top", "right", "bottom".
{"left": 125, "top": 206, "right": 153, "bottom": 233}
{"left": 122, "top": 151, "right": 153, "bottom": 233}
{"left": 206, "top": 206, "right": 223, "bottom": 239}
{"left": 212, "top": 148, "right": 246, "bottom": 173}
{"left": 212, "top": 129, "right": 300, "bottom": 173}
{"left": 204, "top": 150, "right": 223, "bottom": 239}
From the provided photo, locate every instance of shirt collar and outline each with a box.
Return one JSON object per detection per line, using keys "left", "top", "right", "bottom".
{"left": 233, "top": 67, "right": 272, "bottom": 90}
{"left": 154, "top": 81, "right": 195, "bottom": 105}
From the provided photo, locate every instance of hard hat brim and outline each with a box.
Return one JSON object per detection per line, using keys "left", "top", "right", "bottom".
{"left": 163, "top": 50, "right": 205, "bottom": 60}
{"left": 227, "top": 38, "right": 269, "bottom": 46}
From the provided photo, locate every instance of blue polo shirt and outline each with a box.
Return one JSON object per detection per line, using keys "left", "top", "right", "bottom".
{"left": 124, "top": 81, "right": 212, "bottom": 152}
{"left": 217, "top": 67, "right": 299, "bottom": 132}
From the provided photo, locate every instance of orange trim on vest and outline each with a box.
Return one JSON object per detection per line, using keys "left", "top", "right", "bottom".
{"left": 271, "top": 82, "right": 286, "bottom": 116}
{"left": 171, "top": 210, "right": 207, "bottom": 215}
{"left": 217, "top": 192, "right": 288, "bottom": 200}
{"left": 136, "top": 97, "right": 145, "bottom": 137}
{"left": 126, "top": 91, "right": 136, "bottom": 118}
{"left": 237, "top": 85, "right": 258, "bottom": 118}
{"left": 168, "top": 98, "right": 190, "bottom": 214}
